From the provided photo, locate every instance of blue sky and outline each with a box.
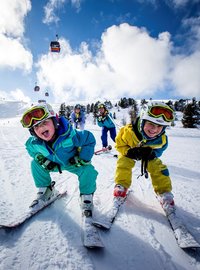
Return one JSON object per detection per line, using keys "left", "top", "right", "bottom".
{"left": 0, "top": 0, "right": 200, "bottom": 104}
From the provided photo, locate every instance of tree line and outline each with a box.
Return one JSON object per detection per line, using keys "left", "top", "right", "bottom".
{"left": 59, "top": 97, "right": 200, "bottom": 129}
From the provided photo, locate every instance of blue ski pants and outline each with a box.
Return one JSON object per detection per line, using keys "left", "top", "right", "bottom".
{"left": 101, "top": 126, "right": 116, "bottom": 147}
{"left": 31, "top": 159, "right": 98, "bottom": 195}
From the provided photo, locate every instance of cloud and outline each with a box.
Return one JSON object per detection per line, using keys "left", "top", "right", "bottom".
{"left": 182, "top": 16, "right": 200, "bottom": 51}
{"left": 35, "top": 23, "right": 200, "bottom": 102}
{"left": 43, "top": 0, "right": 65, "bottom": 25}
{"left": 71, "top": 0, "right": 83, "bottom": 11}
{"left": 101, "top": 24, "right": 171, "bottom": 95}
{"left": 0, "top": 0, "right": 32, "bottom": 71}
{"left": 43, "top": 0, "right": 82, "bottom": 25}
{"left": 170, "top": 52, "right": 200, "bottom": 97}
{"left": 36, "top": 23, "right": 173, "bottom": 102}
{"left": 0, "top": 0, "right": 31, "bottom": 37}
{"left": 169, "top": 0, "right": 189, "bottom": 7}
{"left": 0, "top": 88, "right": 31, "bottom": 103}
{"left": 169, "top": 13, "right": 200, "bottom": 97}
{"left": 0, "top": 34, "right": 32, "bottom": 71}
{"left": 168, "top": 0, "right": 200, "bottom": 8}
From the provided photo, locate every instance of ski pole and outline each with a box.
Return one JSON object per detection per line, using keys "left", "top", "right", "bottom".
{"left": 107, "top": 114, "right": 122, "bottom": 131}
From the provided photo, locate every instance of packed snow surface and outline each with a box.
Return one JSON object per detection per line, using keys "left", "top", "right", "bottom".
{"left": 0, "top": 101, "right": 200, "bottom": 270}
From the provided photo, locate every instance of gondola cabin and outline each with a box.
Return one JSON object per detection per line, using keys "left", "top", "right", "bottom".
{"left": 34, "top": 85, "right": 40, "bottom": 92}
{"left": 50, "top": 41, "right": 60, "bottom": 53}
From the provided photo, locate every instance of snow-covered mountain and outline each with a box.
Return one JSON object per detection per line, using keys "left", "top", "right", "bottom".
{"left": 0, "top": 101, "right": 200, "bottom": 270}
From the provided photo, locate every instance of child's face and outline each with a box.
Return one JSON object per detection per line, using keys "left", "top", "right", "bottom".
{"left": 33, "top": 118, "right": 55, "bottom": 141}
{"left": 99, "top": 107, "right": 105, "bottom": 115}
{"left": 75, "top": 108, "right": 80, "bottom": 113}
{"left": 143, "top": 121, "right": 163, "bottom": 138}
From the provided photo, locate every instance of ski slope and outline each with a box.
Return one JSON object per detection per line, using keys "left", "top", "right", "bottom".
{"left": 0, "top": 101, "right": 200, "bottom": 270}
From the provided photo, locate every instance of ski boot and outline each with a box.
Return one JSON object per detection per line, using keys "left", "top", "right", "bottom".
{"left": 81, "top": 194, "right": 93, "bottom": 217}
{"left": 158, "top": 192, "right": 175, "bottom": 216}
{"left": 30, "top": 181, "right": 56, "bottom": 208}
{"left": 113, "top": 184, "right": 128, "bottom": 206}
{"left": 113, "top": 184, "right": 128, "bottom": 198}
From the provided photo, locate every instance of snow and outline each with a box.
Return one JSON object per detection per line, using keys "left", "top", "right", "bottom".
{"left": 0, "top": 102, "right": 200, "bottom": 270}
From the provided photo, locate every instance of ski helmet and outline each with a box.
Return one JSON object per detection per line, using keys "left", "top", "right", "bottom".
{"left": 140, "top": 102, "right": 174, "bottom": 127}
{"left": 21, "top": 103, "right": 56, "bottom": 129}
{"left": 75, "top": 104, "right": 81, "bottom": 110}
{"left": 21, "top": 103, "right": 59, "bottom": 139}
{"left": 97, "top": 103, "right": 107, "bottom": 110}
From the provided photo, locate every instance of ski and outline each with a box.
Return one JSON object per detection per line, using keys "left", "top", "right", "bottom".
{"left": 166, "top": 212, "right": 200, "bottom": 249}
{"left": 92, "top": 191, "right": 130, "bottom": 230}
{"left": 94, "top": 145, "right": 112, "bottom": 155}
{"left": 0, "top": 189, "right": 67, "bottom": 230}
{"left": 82, "top": 214, "right": 104, "bottom": 248}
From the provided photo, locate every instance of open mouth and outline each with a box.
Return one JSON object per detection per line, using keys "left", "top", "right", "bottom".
{"left": 42, "top": 130, "right": 49, "bottom": 137}
{"left": 147, "top": 130, "right": 157, "bottom": 137}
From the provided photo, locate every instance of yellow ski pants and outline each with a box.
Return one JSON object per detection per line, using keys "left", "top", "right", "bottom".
{"left": 115, "top": 155, "right": 172, "bottom": 194}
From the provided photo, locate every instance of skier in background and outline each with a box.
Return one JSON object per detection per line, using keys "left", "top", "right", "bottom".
{"left": 70, "top": 104, "right": 85, "bottom": 130}
{"left": 96, "top": 103, "right": 116, "bottom": 149}
{"left": 113, "top": 101, "right": 176, "bottom": 216}
{"left": 20, "top": 103, "right": 98, "bottom": 217}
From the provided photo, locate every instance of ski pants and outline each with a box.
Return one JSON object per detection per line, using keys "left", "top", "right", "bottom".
{"left": 73, "top": 122, "right": 85, "bottom": 130}
{"left": 31, "top": 159, "right": 98, "bottom": 195}
{"left": 115, "top": 155, "right": 172, "bottom": 195}
{"left": 101, "top": 126, "right": 116, "bottom": 147}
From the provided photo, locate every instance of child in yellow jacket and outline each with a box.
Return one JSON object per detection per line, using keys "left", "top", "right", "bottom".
{"left": 113, "top": 102, "right": 175, "bottom": 216}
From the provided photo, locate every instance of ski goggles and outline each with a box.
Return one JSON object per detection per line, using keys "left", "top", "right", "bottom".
{"left": 21, "top": 107, "right": 49, "bottom": 128}
{"left": 98, "top": 104, "right": 105, "bottom": 109}
{"left": 148, "top": 105, "right": 174, "bottom": 122}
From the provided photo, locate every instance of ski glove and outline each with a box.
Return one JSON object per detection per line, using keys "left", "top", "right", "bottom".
{"left": 126, "top": 147, "right": 155, "bottom": 161}
{"left": 75, "top": 118, "right": 81, "bottom": 123}
{"left": 69, "top": 156, "right": 91, "bottom": 167}
{"left": 97, "top": 116, "right": 106, "bottom": 122}
{"left": 35, "top": 154, "right": 61, "bottom": 171}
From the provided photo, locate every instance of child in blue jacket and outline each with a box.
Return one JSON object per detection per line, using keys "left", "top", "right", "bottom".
{"left": 70, "top": 104, "right": 85, "bottom": 130}
{"left": 20, "top": 103, "right": 97, "bottom": 217}
{"left": 96, "top": 103, "right": 116, "bottom": 149}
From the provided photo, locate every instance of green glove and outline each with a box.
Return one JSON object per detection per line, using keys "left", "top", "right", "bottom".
{"left": 69, "top": 156, "right": 91, "bottom": 167}
{"left": 35, "top": 154, "right": 58, "bottom": 170}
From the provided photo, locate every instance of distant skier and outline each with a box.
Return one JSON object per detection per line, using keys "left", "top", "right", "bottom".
{"left": 113, "top": 101, "right": 176, "bottom": 216}
{"left": 20, "top": 103, "right": 98, "bottom": 217}
{"left": 70, "top": 104, "right": 85, "bottom": 130}
{"left": 96, "top": 103, "right": 116, "bottom": 149}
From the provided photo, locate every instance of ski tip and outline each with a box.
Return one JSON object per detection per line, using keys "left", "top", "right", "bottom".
{"left": 178, "top": 240, "right": 200, "bottom": 249}
{"left": 84, "top": 243, "right": 104, "bottom": 249}
{"left": 92, "top": 221, "right": 111, "bottom": 230}
{"left": 180, "top": 244, "right": 200, "bottom": 250}
{"left": 0, "top": 225, "right": 15, "bottom": 231}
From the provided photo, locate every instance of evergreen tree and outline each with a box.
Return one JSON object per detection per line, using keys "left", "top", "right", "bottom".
{"left": 119, "top": 97, "right": 129, "bottom": 108}
{"left": 140, "top": 99, "right": 148, "bottom": 108}
{"left": 182, "top": 98, "right": 200, "bottom": 128}
{"left": 129, "top": 100, "right": 139, "bottom": 124}
{"left": 174, "top": 99, "right": 186, "bottom": 112}
{"left": 86, "top": 104, "right": 90, "bottom": 114}
{"left": 104, "top": 100, "right": 112, "bottom": 109}
{"left": 59, "top": 103, "right": 66, "bottom": 117}
{"left": 90, "top": 103, "right": 94, "bottom": 113}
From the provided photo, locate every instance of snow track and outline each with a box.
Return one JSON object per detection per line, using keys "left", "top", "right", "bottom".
{"left": 0, "top": 116, "right": 200, "bottom": 270}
